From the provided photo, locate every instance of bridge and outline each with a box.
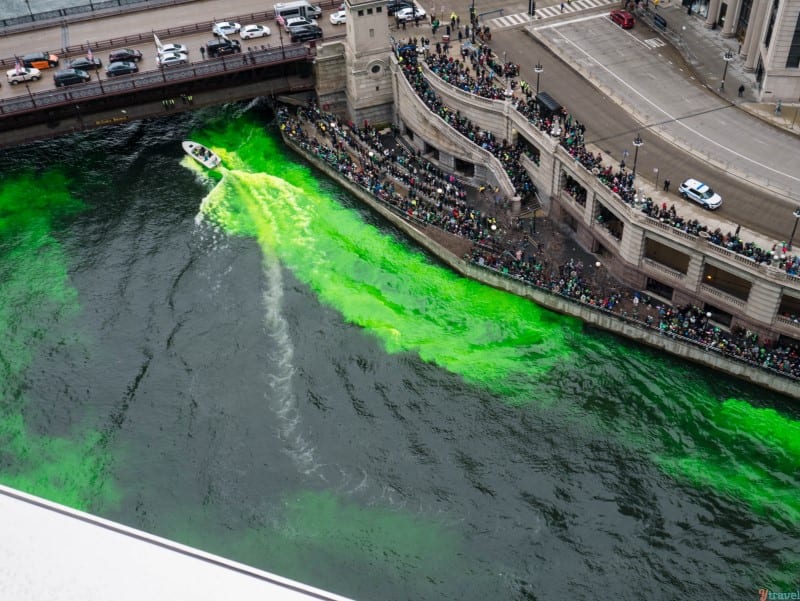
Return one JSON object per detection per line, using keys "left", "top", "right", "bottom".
{"left": 0, "top": 6, "right": 345, "bottom": 147}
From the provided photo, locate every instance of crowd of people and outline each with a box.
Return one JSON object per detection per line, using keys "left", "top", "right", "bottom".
{"left": 276, "top": 92, "right": 800, "bottom": 381}
{"left": 407, "top": 37, "right": 800, "bottom": 276}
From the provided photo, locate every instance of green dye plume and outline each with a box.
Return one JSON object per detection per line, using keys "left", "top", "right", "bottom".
{"left": 0, "top": 169, "right": 118, "bottom": 511}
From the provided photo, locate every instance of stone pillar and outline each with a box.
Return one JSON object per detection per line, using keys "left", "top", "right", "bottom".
{"left": 745, "top": 278, "right": 782, "bottom": 326}
{"left": 720, "top": 0, "right": 741, "bottom": 37}
{"left": 743, "top": 0, "right": 766, "bottom": 69}
{"left": 705, "top": 0, "right": 720, "bottom": 28}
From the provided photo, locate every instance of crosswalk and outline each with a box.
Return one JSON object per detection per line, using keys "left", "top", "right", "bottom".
{"left": 487, "top": 0, "right": 617, "bottom": 29}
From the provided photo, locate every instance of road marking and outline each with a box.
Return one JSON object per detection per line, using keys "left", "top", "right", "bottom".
{"left": 550, "top": 27, "right": 800, "bottom": 186}
{"left": 487, "top": 0, "right": 616, "bottom": 29}
{"left": 644, "top": 37, "right": 666, "bottom": 48}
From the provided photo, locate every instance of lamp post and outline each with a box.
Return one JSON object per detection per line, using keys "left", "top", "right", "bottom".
{"left": 719, "top": 49, "right": 734, "bottom": 91}
{"left": 470, "top": 0, "right": 476, "bottom": 41}
{"left": 789, "top": 207, "right": 800, "bottom": 250}
{"left": 24, "top": 0, "right": 33, "bottom": 19}
{"left": 534, "top": 61, "right": 543, "bottom": 96}
{"left": 631, "top": 133, "right": 643, "bottom": 182}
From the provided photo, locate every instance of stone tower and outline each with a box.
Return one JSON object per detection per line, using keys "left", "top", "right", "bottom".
{"left": 344, "top": 0, "right": 394, "bottom": 125}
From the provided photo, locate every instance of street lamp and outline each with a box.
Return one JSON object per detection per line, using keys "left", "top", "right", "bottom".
{"left": 470, "top": 0, "right": 476, "bottom": 42}
{"left": 534, "top": 61, "right": 543, "bottom": 96}
{"left": 24, "top": 0, "right": 33, "bottom": 19}
{"left": 719, "top": 49, "right": 734, "bottom": 91}
{"left": 789, "top": 207, "right": 800, "bottom": 250}
{"left": 631, "top": 133, "right": 643, "bottom": 182}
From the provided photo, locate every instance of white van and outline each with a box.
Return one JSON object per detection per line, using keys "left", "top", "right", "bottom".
{"left": 274, "top": 0, "right": 322, "bottom": 21}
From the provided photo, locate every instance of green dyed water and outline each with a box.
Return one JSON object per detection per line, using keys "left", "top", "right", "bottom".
{"left": 0, "top": 110, "right": 797, "bottom": 599}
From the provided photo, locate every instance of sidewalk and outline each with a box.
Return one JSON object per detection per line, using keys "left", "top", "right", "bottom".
{"left": 639, "top": 0, "right": 800, "bottom": 135}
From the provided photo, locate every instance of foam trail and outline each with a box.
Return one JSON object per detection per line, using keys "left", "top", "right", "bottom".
{"left": 261, "top": 254, "right": 323, "bottom": 477}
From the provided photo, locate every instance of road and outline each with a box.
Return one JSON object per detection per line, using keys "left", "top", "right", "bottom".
{"left": 0, "top": 0, "right": 797, "bottom": 242}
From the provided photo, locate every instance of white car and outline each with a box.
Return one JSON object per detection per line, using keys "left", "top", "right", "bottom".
{"left": 329, "top": 9, "right": 347, "bottom": 24}
{"left": 212, "top": 21, "right": 241, "bottom": 36}
{"left": 395, "top": 6, "right": 426, "bottom": 21}
{"left": 240, "top": 24, "right": 271, "bottom": 39}
{"left": 156, "top": 52, "right": 188, "bottom": 67}
{"left": 678, "top": 178, "right": 723, "bottom": 210}
{"left": 157, "top": 43, "right": 188, "bottom": 56}
{"left": 285, "top": 16, "right": 313, "bottom": 31}
{"left": 7, "top": 67, "right": 41, "bottom": 84}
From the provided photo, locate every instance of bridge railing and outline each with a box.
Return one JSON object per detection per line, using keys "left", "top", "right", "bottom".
{"left": 0, "top": 45, "right": 313, "bottom": 116}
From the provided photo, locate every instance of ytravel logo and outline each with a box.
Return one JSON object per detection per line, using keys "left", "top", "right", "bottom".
{"left": 759, "top": 589, "right": 800, "bottom": 600}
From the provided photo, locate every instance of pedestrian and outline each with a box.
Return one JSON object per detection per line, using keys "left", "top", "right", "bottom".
{"left": 458, "top": 29, "right": 463, "bottom": 42}
{"left": 738, "top": 84, "right": 745, "bottom": 97}
{"left": 775, "top": 99, "right": 782, "bottom": 115}
{"left": 200, "top": 46, "right": 205, "bottom": 60}
{"left": 180, "top": 93, "right": 188, "bottom": 104}
{"left": 402, "top": 19, "right": 406, "bottom": 30}
{"left": 560, "top": 2, "right": 565, "bottom": 12}
{"left": 663, "top": 179, "right": 670, "bottom": 192}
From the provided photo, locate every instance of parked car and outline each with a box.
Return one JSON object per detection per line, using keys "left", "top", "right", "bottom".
{"left": 387, "top": 0, "right": 413, "bottom": 15}
{"left": 156, "top": 52, "right": 189, "bottom": 67}
{"left": 68, "top": 57, "right": 102, "bottom": 71}
{"left": 609, "top": 9, "right": 635, "bottom": 29}
{"left": 109, "top": 48, "right": 143, "bottom": 63}
{"left": 212, "top": 21, "right": 241, "bottom": 36}
{"left": 329, "top": 9, "right": 346, "bottom": 24}
{"left": 157, "top": 43, "right": 188, "bottom": 55}
{"left": 678, "top": 179, "right": 723, "bottom": 210}
{"left": 105, "top": 61, "right": 138, "bottom": 77}
{"left": 395, "top": 6, "right": 426, "bottom": 21}
{"left": 22, "top": 52, "right": 59, "bottom": 70}
{"left": 206, "top": 38, "right": 242, "bottom": 57}
{"left": 285, "top": 16, "right": 314, "bottom": 31}
{"left": 53, "top": 68, "right": 91, "bottom": 87}
{"left": 290, "top": 24, "right": 323, "bottom": 42}
{"left": 240, "top": 24, "right": 271, "bottom": 39}
{"left": 7, "top": 67, "right": 41, "bottom": 84}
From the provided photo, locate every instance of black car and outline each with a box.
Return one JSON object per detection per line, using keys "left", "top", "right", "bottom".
{"left": 108, "top": 48, "right": 143, "bottom": 63}
{"left": 106, "top": 61, "right": 138, "bottom": 77}
{"left": 53, "top": 68, "right": 91, "bottom": 87}
{"left": 68, "top": 57, "right": 102, "bottom": 71}
{"left": 387, "top": 0, "right": 413, "bottom": 15}
{"left": 205, "top": 38, "right": 241, "bottom": 57}
{"left": 290, "top": 25, "right": 323, "bottom": 43}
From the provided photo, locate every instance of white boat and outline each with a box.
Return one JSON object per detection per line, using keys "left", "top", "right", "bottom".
{"left": 182, "top": 140, "right": 221, "bottom": 169}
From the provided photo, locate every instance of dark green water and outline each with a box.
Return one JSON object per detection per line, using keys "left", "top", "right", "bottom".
{"left": 0, "top": 104, "right": 797, "bottom": 600}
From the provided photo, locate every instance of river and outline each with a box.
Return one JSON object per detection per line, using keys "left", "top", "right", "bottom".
{"left": 0, "top": 101, "right": 798, "bottom": 600}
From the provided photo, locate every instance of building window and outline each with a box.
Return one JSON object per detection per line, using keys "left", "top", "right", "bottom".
{"left": 764, "top": 0, "right": 779, "bottom": 49}
{"left": 371, "top": 64, "right": 381, "bottom": 73}
{"left": 370, "top": 28, "right": 374, "bottom": 37}
{"left": 787, "top": 13, "right": 800, "bottom": 68}
{"left": 367, "top": 7, "right": 373, "bottom": 13}
{"left": 377, "top": 6, "right": 382, "bottom": 12}
{"left": 358, "top": 9, "right": 364, "bottom": 16}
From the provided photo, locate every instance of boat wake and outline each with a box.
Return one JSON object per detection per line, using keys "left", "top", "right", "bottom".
{"left": 260, "top": 255, "right": 324, "bottom": 478}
